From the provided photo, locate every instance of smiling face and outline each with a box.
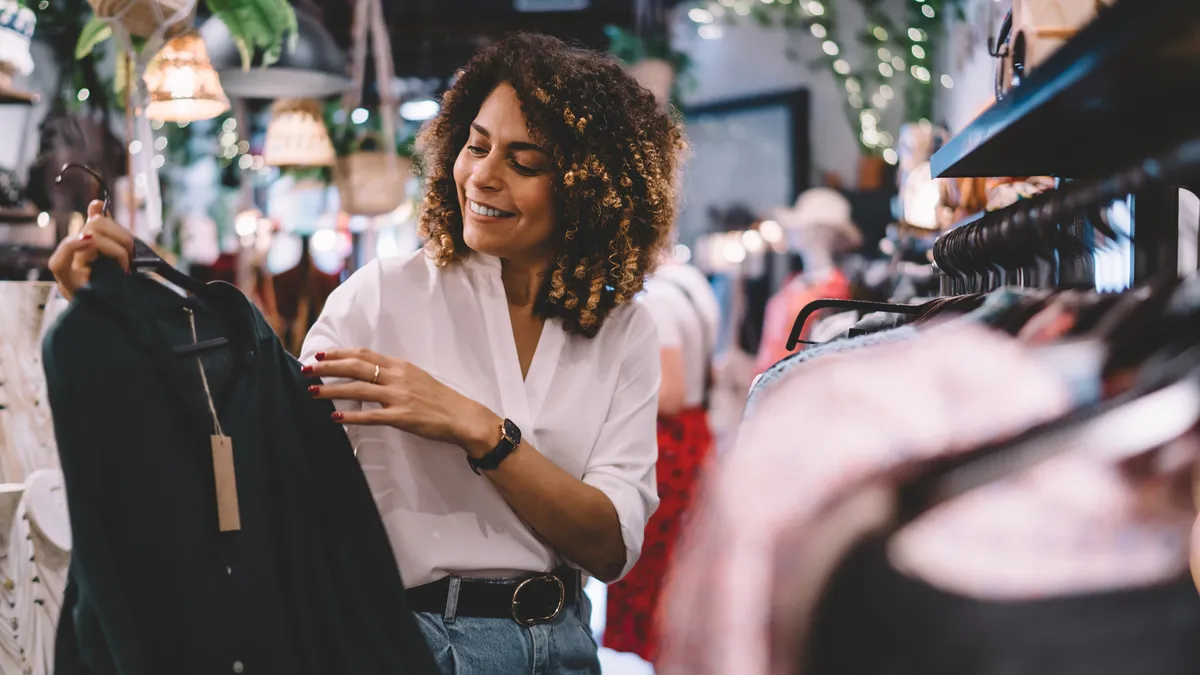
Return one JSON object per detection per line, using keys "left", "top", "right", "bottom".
{"left": 453, "top": 82, "right": 558, "bottom": 268}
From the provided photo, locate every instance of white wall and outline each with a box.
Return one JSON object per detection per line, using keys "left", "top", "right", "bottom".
{"left": 674, "top": 0, "right": 911, "bottom": 189}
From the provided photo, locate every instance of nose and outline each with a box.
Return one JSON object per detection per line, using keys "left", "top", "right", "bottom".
{"left": 470, "top": 151, "right": 503, "bottom": 192}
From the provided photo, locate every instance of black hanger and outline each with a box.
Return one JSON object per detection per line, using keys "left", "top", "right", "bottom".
{"left": 55, "top": 163, "right": 230, "bottom": 356}
{"left": 786, "top": 299, "right": 928, "bottom": 350}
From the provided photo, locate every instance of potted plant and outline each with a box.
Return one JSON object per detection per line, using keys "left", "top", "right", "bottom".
{"left": 605, "top": 24, "right": 692, "bottom": 111}
{"left": 75, "top": 0, "right": 296, "bottom": 70}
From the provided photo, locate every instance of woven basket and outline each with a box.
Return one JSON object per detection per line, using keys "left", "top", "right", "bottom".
{"left": 335, "top": 133, "right": 411, "bottom": 216}
{"left": 87, "top": 0, "right": 195, "bottom": 39}
{"left": 334, "top": 0, "right": 408, "bottom": 216}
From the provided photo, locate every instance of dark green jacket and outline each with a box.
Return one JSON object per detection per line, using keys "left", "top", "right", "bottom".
{"left": 43, "top": 261, "right": 436, "bottom": 675}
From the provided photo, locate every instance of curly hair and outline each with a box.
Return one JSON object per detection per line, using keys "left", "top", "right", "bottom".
{"left": 417, "top": 32, "right": 686, "bottom": 338}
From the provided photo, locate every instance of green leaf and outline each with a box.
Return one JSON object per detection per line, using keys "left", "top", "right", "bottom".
{"left": 75, "top": 16, "right": 112, "bottom": 60}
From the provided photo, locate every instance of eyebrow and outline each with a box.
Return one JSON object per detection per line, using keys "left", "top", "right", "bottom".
{"left": 471, "top": 123, "right": 546, "bottom": 154}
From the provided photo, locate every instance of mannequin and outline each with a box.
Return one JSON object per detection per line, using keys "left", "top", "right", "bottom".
{"left": 755, "top": 188, "right": 862, "bottom": 373}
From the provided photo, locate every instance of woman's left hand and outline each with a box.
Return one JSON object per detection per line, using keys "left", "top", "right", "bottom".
{"left": 303, "top": 348, "right": 499, "bottom": 450}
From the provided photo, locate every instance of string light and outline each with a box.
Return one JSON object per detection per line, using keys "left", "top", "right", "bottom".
{"left": 698, "top": 24, "right": 723, "bottom": 39}
{"left": 941, "top": 74, "right": 954, "bottom": 88}
{"left": 822, "top": 40, "right": 839, "bottom": 55}
{"left": 810, "top": 23, "right": 827, "bottom": 37}
{"left": 832, "top": 59, "right": 851, "bottom": 74}
{"left": 921, "top": 4, "right": 935, "bottom": 17}
{"left": 911, "top": 44, "right": 926, "bottom": 59}
{"left": 689, "top": 7, "right": 714, "bottom": 22}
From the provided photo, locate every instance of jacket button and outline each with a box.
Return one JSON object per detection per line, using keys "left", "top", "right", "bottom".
{"left": 232, "top": 661, "right": 244, "bottom": 673}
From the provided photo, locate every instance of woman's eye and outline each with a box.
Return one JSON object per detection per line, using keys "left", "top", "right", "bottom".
{"left": 467, "top": 145, "right": 487, "bottom": 157}
{"left": 510, "top": 161, "right": 538, "bottom": 176}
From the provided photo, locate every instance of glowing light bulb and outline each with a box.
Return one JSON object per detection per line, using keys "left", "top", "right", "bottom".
{"left": 833, "top": 59, "right": 851, "bottom": 75}
{"left": 912, "top": 45, "right": 926, "bottom": 59}
{"left": 810, "top": 23, "right": 827, "bottom": 38}
{"left": 822, "top": 40, "right": 839, "bottom": 56}
{"left": 689, "top": 7, "right": 714, "bottom": 23}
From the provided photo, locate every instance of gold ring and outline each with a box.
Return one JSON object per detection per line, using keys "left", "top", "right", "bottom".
{"left": 371, "top": 364, "right": 380, "bottom": 385}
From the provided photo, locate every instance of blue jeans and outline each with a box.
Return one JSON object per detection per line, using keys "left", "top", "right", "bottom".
{"left": 413, "top": 576, "right": 601, "bottom": 674}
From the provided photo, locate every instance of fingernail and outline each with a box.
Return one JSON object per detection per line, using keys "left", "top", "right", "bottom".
{"left": 331, "top": 412, "right": 344, "bottom": 422}
{"left": 80, "top": 233, "right": 93, "bottom": 241}
{"left": 308, "top": 385, "right": 320, "bottom": 395}
{"left": 315, "top": 352, "right": 326, "bottom": 361}
{"left": 301, "top": 365, "right": 313, "bottom": 375}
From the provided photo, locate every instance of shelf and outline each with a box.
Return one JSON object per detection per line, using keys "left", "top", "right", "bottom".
{"left": 0, "top": 207, "right": 39, "bottom": 224}
{"left": 0, "top": 87, "right": 38, "bottom": 106}
{"left": 931, "top": 0, "right": 1200, "bottom": 179}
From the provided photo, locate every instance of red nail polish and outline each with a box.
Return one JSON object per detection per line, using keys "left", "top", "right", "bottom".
{"left": 308, "top": 385, "right": 320, "bottom": 395}
{"left": 80, "top": 233, "right": 93, "bottom": 241}
{"left": 315, "top": 352, "right": 327, "bottom": 361}
{"left": 331, "top": 412, "right": 344, "bottom": 422}
{"left": 301, "top": 365, "right": 313, "bottom": 375}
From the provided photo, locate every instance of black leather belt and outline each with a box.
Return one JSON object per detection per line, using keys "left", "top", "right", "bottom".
{"left": 407, "top": 566, "right": 579, "bottom": 626}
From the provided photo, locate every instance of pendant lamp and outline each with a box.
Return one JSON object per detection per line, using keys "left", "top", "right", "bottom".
{"left": 144, "top": 31, "right": 230, "bottom": 123}
{"left": 263, "top": 98, "right": 335, "bottom": 167}
{"left": 199, "top": 3, "right": 350, "bottom": 100}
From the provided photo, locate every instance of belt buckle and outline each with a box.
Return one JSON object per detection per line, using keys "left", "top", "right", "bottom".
{"left": 511, "top": 574, "right": 565, "bottom": 627}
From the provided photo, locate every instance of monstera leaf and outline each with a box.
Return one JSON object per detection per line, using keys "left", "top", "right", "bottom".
{"left": 74, "top": 0, "right": 296, "bottom": 71}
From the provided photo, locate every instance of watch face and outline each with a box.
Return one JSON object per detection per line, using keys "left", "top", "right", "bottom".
{"left": 503, "top": 418, "right": 521, "bottom": 444}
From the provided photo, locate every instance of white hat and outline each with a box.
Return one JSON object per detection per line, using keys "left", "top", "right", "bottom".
{"left": 773, "top": 187, "right": 862, "bottom": 253}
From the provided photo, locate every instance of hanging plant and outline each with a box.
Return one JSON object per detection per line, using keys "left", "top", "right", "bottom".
{"left": 689, "top": 0, "right": 965, "bottom": 160}
{"left": 605, "top": 24, "right": 693, "bottom": 111}
{"left": 74, "top": 0, "right": 296, "bottom": 70}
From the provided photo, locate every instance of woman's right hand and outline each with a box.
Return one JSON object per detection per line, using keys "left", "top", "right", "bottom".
{"left": 47, "top": 200, "right": 135, "bottom": 301}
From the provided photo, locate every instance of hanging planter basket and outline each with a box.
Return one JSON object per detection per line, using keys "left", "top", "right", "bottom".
{"left": 332, "top": 0, "right": 408, "bottom": 216}
{"left": 86, "top": 0, "right": 195, "bottom": 40}
{"left": 336, "top": 135, "right": 411, "bottom": 217}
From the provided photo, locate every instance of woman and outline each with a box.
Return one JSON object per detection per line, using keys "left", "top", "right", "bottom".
{"left": 605, "top": 257, "right": 719, "bottom": 663}
{"left": 48, "top": 33, "right": 684, "bottom": 674}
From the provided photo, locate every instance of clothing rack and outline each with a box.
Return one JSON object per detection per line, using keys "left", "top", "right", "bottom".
{"left": 929, "top": 0, "right": 1200, "bottom": 296}
{"left": 933, "top": 137, "right": 1200, "bottom": 295}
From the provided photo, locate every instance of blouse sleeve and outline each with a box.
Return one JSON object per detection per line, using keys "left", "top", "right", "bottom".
{"left": 300, "top": 260, "right": 383, "bottom": 433}
{"left": 580, "top": 306, "right": 662, "bottom": 580}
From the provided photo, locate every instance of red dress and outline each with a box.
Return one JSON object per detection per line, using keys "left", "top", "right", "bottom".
{"left": 604, "top": 406, "right": 714, "bottom": 663}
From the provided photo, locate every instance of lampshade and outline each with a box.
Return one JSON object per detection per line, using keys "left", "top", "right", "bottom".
{"left": 144, "top": 32, "right": 230, "bottom": 123}
{"left": 263, "top": 98, "right": 335, "bottom": 167}
{"left": 199, "top": 5, "right": 350, "bottom": 99}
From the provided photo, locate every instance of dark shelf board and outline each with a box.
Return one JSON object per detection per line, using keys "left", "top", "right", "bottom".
{"left": 0, "top": 207, "right": 38, "bottom": 224}
{"left": 931, "top": 0, "right": 1200, "bottom": 179}
{"left": 0, "top": 88, "right": 39, "bottom": 105}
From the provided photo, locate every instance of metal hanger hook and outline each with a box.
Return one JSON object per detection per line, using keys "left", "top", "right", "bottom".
{"left": 54, "top": 163, "right": 112, "bottom": 217}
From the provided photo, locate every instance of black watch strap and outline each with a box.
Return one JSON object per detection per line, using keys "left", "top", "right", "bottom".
{"left": 468, "top": 418, "right": 522, "bottom": 475}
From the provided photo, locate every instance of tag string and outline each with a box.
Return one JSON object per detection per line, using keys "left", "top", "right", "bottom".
{"left": 184, "top": 308, "right": 224, "bottom": 437}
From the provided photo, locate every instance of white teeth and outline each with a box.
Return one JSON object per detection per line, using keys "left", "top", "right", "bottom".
{"left": 469, "top": 200, "right": 511, "bottom": 218}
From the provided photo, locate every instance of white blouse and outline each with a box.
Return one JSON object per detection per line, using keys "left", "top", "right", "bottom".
{"left": 300, "top": 250, "right": 661, "bottom": 588}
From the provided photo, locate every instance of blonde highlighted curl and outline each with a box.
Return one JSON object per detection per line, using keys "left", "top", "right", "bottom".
{"left": 416, "top": 33, "right": 686, "bottom": 338}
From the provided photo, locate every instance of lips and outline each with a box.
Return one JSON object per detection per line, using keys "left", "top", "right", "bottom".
{"left": 467, "top": 199, "right": 516, "bottom": 219}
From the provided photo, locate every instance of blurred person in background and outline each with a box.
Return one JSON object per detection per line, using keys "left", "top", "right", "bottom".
{"left": 48, "top": 33, "right": 685, "bottom": 675}
{"left": 604, "top": 248, "right": 720, "bottom": 664}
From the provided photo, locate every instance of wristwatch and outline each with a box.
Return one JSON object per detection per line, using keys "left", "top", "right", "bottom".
{"left": 468, "top": 418, "right": 522, "bottom": 475}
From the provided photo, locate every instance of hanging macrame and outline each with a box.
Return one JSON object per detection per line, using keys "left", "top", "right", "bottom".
{"left": 334, "top": 0, "right": 408, "bottom": 217}
{"left": 88, "top": 0, "right": 198, "bottom": 239}
{"left": 86, "top": 0, "right": 194, "bottom": 40}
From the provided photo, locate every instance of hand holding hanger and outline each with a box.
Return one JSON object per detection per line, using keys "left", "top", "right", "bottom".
{"left": 302, "top": 348, "right": 501, "bottom": 456}
{"left": 47, "top": 200, "right": 135, "bottom": 300}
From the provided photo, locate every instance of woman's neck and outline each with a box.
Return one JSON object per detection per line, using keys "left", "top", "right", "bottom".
{"left": 500, "top": 257, "right": 550, "bottom": 310}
